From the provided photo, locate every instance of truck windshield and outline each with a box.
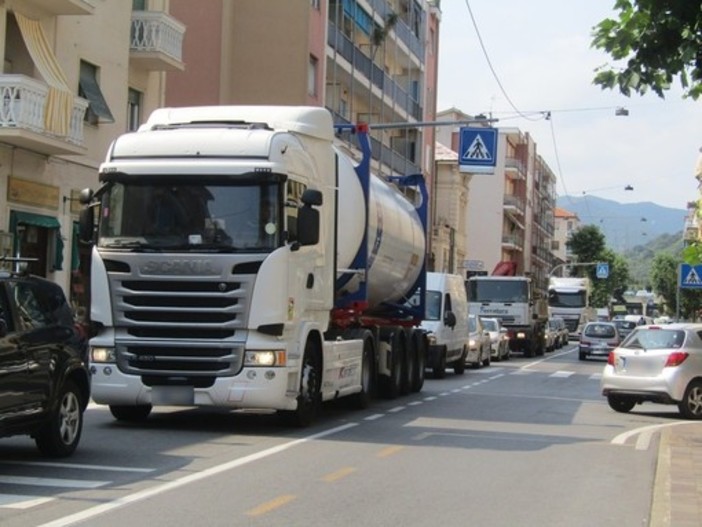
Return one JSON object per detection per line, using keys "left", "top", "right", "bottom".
{"left": 468, "top": 281, "right": 528, "bottom": 303}
{"left": 97, "top": 181, "right": 281, "bottom": 252}
{"left": 548, "top": 290, "right": 586, "bottom": 308}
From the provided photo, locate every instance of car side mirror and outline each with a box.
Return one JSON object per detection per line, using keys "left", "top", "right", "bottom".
{"left": 444, "top": 311, "right": 456, "bottom": 328}
{"left": 0, "top": 318, "right": 7, "bottom": 338}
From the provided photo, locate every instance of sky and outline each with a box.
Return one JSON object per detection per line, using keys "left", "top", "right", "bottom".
{"left": 436, "top": 0, "right": 702, "bottom": 211}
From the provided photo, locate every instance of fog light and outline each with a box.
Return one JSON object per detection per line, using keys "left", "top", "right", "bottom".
{"left": 246, "top": 370, "right": 257, "bottom": 380}
{"left": 103, "top": 366, "right": 112, "bottom": 375}
{"left": 264, "top": 370, "right": 276, "bottom": 380}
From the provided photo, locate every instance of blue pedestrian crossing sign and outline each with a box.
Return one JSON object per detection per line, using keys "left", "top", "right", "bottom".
{"left": 596, "top": 262, "right": 609, "bottom": 279}
{"left": 680, "top": 263, "right": 702, "bottom": 288}
{"left": 458, "top": 127, "right": 498, "bottom": 174}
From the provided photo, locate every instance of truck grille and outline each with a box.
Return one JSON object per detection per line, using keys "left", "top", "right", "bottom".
{"left": 104, "top": 254, "right": 257, "bottom": 380}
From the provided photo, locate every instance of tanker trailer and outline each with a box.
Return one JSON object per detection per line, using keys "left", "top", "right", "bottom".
{"left": 80, "top": 105, "right": 428, "bottom": 426}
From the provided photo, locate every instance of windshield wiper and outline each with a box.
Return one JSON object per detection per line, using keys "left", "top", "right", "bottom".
{"left": 101, "top": 240, "right": 156, "bottom": 251}
{"left": 159, "top": 243, "right": 239, "bottom": 253}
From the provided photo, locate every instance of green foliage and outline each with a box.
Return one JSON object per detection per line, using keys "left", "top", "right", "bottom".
{"left": 566, "top": 225, "right": 606, "bottom": 271}
{"left": 650, "top": 253, "right": 679, "bottom": 313}
{"left": 683, "top": 241, "right": 702, "bottom": 264}
{"left": 625, "top": 232, "right": 684, "bottom": 287}
{"left": 592, "top": 0, "right": 702, "bottom": 99}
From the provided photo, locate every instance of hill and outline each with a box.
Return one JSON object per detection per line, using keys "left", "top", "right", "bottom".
{"left": 556, "top": 195, "right": 687, "bottom": 252}
{"left": 623, "top": 232, "right": 684, "bottom": 288}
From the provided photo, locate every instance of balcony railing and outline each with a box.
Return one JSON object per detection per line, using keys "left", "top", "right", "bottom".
{"left": 502, "top": 234, "right": 524, "bottom": 250}
{"left": 130, "top": 11, "right": 185, "bottom": 71}
{"left": 0, "top": 75, "right": 88, "bottom": 155}
{"left": 503, "top": 194, "right": 525, "bottom": 215}
{"left": 364, "top": 0, "right": 425, "bottom": 60}
{"left": 505, "top": 157, "right": 526, "bottom": 179}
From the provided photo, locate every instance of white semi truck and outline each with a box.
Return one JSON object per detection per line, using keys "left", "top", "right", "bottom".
{"left": 78, "top": 106, "right": 429, "bottom": 426}
{"left": 547, "top": 277, "right": 595, "bottom": 338}
{"left": 466, "top": 275, "right": 548, "bottom": 357}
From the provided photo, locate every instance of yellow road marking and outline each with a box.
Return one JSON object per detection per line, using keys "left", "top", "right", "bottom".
{"left": 322, "top": 466, "right": 357, "bottom": 482}
{"left": 245, "top": 494, "right": 296, "bottom": 517}
{"left": 376, "top": 445, "right": 404, "bottom": 458}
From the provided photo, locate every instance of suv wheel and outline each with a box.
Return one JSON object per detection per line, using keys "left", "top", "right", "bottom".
{"left": 35, "top": 381, "right": 84, "bottom": 457}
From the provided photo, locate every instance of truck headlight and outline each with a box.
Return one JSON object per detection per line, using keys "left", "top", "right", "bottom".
{"left": 91, "top": 347, "right": 116, "bottom": 363}
{"left": 427, "top": 334, "right": 437, "bottom": 346}
{"left": 517, "top": 332, "right": 526, "bottom": 339}
{"left": 244, "top": 350, "right": 287, "bottom": 367}
{"left": 469, "top": 339, "right": 476, "bottom": 347}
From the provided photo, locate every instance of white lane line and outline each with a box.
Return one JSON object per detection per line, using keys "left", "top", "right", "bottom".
{"left": 0, "top": 461, "right": 154, "bottom": 473}
{"left": 408, "top": 401, "right": 423, "bottom": 406}
{"left": 0, "top": 494, "right": 54, "bottom": 509}
{"left": 611, "top": 420, "right": 691, "bottom": 446}
{"left": 37, "top": 422, "right": 359, "bottom": 527}
{"left": 0, "top": 476, "right": 107, "bottom": 489}
{"left": 550, "top": 371, "right": 575, "bottom": 378}
{"left": 423, "top": 396, "right": 437, "bottom": 401}
{"left": 388, "top": 406, "right": 405, "bottom": 413}
{"left": 590, "top": 373, "right": 603, "bottom": 380}
{"left": 364, "top": 414, "right": 384, "bottom": 421}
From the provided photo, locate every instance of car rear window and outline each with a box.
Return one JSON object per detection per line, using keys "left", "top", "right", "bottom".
{"left": 615, "top": 320, "right": 635, "bottom": 330}
{"left": 623, "top": 329, "right": 686, "bottom": 350}
{"left": 584, "top": 324, "right": 616, "bottom": 338}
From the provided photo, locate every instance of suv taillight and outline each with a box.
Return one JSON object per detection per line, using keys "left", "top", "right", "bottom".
{"left": 607, "top": 352, "right": 615, "bottom": 366}
{"left": 665, "top": 352, "right": 689, "bottom": 367}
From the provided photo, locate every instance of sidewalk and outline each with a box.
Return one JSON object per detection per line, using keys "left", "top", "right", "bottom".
{"left": 650, "top": 422, "right": 702, "bottom": 526}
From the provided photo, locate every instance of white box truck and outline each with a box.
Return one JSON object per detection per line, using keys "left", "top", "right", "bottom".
{"left": 79, "top": 106, "right": 430, "bottom": 426}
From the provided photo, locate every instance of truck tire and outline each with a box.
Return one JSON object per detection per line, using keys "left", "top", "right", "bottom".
{"left": 410, "top": 330, "right": 426, "bottom": 392}
{"left": 35, "top": 380, "right": 84, "bottom": 457}
{"left": 346, "top": 329, "right": 376, "bottom": 409}
{"left": 379, "top": 329, "right": 405, "bottom": 399}
{"left": 281, "top": 339, "right": 321, "bottom": 427}
{"left": 433, "top": 346, "right": 447, "bottom": 379}
{"left": 401, "top": 328, "right": 416, "bottom": 396}
{"left": 524, "top": 340, "right": 535, "bottom": 358}
{"left": 110, "top": 404, "right": 152, "bottom": 422}
{"left": 453, "top": 346, "right": 466, "bottom": 375}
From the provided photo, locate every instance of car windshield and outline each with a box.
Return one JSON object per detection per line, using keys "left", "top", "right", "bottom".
{"left": 97, "top": 180, "right": 281, "bottom": 252}
{"left": 584, "top": 324, "right": 616, "bottom": 338}
{"left": 623, "top": 328, "right": 686, "bottom": 349}
{"left": 482, "top": 319, "right": 497, "bottom": 331}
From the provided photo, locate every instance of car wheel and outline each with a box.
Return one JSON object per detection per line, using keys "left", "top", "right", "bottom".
{"left": 110, "top": 404, "right": 153, "bottom": 422}
{"left": 607, "top": 394, "right": 636, "bottom": 413}
{"left": 453, "top": 346, "right": 466, "bottom": 375}
{"left": 35, "top": 380, "right": 84, "bottom": 457}
{"left": 678, "top": 380, "right": 702, "bottom": 419}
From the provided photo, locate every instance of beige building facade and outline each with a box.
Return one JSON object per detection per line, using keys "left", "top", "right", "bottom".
{"left": 0, "top": 0, "right": 185, "bottom": 315}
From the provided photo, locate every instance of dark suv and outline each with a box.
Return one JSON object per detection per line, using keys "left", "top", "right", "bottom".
{"left": 0, "top": 270, "right": 90, "bottom": 456}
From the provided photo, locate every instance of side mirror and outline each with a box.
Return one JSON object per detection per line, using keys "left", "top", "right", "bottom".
{"left": 443, "top": 311, "right": 456, "bottom": 328}
{"left": 0, "top": 318, "right": 7, "bottom": 338}
{"left": 78, "top": 206, "right": 95, "bottom": 244}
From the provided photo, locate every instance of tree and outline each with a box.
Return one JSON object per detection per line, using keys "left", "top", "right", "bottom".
{"left": 591, "top": 0, "right": 702, "bottom": 99}
{"left": 649, "top": 253, "right": 679, "bottom": 314}
{"left": 566, "top": 225, "right": 606, "bottom": 270}
{"left": 590, "top": 250, "right": 630, "bottom": 308}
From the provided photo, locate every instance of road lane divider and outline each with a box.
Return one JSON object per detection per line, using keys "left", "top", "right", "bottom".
{"left": 322, "top": 467, "right": 357, "bottom": 482}
{"left": 245, "top": 494, "right": 296, "bottom": 517}
{"left": 376, "top": 446, "right": 404, "bottom": 458}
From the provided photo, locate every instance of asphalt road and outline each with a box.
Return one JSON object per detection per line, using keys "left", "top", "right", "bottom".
{"left": 0, "top": 343, "right": 683, "bottom": 527}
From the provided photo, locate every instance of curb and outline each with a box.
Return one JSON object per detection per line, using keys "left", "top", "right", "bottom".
{"left": 649, "top": 426, "right": 671, "bottom": 526}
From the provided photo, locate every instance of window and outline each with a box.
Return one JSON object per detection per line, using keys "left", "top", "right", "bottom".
{"left": 311, "top": 0, "right": 320, "bottom": 9}
{"left": 132, "top": 0, "right": 146, "bottom": 10}
{"left": 308, "top": 55, "right": 318, "bottom": 97}
{"left": 79, "top": 60, "right": 114, "bottom": 125}
{"left": 127, "top": 88, "right": 142, "bottom": 131}
{"left": 11, "top": 282, "right": 49, "bottom": 331}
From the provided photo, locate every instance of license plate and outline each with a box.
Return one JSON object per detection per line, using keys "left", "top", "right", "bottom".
{"left": 152, "top": 386, "right": 194, "bottom": 405}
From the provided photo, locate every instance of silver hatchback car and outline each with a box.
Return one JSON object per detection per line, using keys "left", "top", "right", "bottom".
{"left": 600, "top": 323, "right": 702, "bottom": 419}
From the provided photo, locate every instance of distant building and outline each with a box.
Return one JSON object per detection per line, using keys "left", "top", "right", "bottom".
{"left": 553, "top": 207, "right": 580, "bottom": 264}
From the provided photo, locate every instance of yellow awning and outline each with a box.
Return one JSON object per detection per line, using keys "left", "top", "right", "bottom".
{"left": 15, "top": 13, "right": 73, "bottom": 136}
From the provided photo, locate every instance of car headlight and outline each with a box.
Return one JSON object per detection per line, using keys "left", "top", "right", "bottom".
{"left": 517, "top": 332, "right": 526, "bottom": 339}
{"left": 91, "top": 347, "right": 116, "bottom": 363}
{"left": 469, "top": 339, "right": 476, "bottom": 347}
{"left": 244, "top": 350, "right": 287, "bottom": 367}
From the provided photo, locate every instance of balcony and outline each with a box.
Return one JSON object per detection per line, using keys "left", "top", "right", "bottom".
{"left": 505, "top": 156, "right": 526, "bottom": 180}
{"left": 130, "top": 11, "right": 185, "bottom": 72}
{"left": 0, "top": 75, "right": 88, "bottom": 156}
{"left": 25, "top": 0, "right": 95, "bottom": 16}
{"left": 503, "top": 193, "right": 525, "bottom": 217}
{"left": 502, "top": 234, "right": 524, "bottom": 251}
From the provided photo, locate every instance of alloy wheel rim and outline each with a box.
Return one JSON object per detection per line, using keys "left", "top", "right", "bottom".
{"left": 59, "top": 392, "right": 80, "bottom": 445}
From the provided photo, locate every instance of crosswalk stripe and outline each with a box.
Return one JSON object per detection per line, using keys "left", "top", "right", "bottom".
{"left": 0, "top": 461, "right": 154, "bottom": 473}
{"left": 550, "top": 371, "right": 575, "bottom": 378}
{"left": 0, "top": 494, "right": 53, "bottom": 509}
{"left": 0, "top": 475, "right": 108, "bottom": 489}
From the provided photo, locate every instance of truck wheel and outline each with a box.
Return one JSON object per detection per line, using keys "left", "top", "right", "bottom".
{"left": 35, "top": 380, "right": 84, "bottom": 457}
{"left": 453, "top": 346, "right": 466, "bottom": 375}
{"left": 410, "top": 330, "right": 426, "bottom": 392}
{"left": 433, "top": 347, "right": 447, "bottom": 379}
{"left": 379, "top": 329, "right": 404, "bottom": 399}
{"left": 401, "top": 329, "right": 415, "bottom": 396}
{"left": 110, "top": 404, "right": 152, "bottom": 422}
{"left": 524, "top": 341, "right": 535, "bottom": 358}
{"left": 678, "top": 380, "right": 702, "bottom": 419}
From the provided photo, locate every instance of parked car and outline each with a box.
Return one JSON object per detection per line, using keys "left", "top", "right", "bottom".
{"left": 601, "top": 323, "right": 702, "bottom": 419}
{"left": 551, "top": 317, "right": 570, "bottom": 347}
{"left": 0, "top": 270, "right": 91, "bottom": 456}
{"left": 578, "top": 321, "right": 621, "bottom": 360}
{"left": 481, "top": 317, "right": 509, "bottom": 361}
{"left": 613, "top": 318, "right": 637, "bottom": 341}
{"left": 467, "top": 314, "right": 491, "bottom": 368}
{"left": 544, "top": 320, "right": 558, "bottom": 352}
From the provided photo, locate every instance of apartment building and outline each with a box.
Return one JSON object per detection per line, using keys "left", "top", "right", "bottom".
{"left": 553, "top": 207, "right": 580, "bottom": 264}
{"left": 0, "top": 0, "right": 185, "bottom": 315}
{"left": 168, "top": 0, "right": 441, "bottom": 185}
{"left": 435, "top": 108, "right": 556, "bottom": 289}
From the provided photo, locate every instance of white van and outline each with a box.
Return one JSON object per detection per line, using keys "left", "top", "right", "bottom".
{"left": 421, "top": 272, "right": 470, "bottom": 378}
